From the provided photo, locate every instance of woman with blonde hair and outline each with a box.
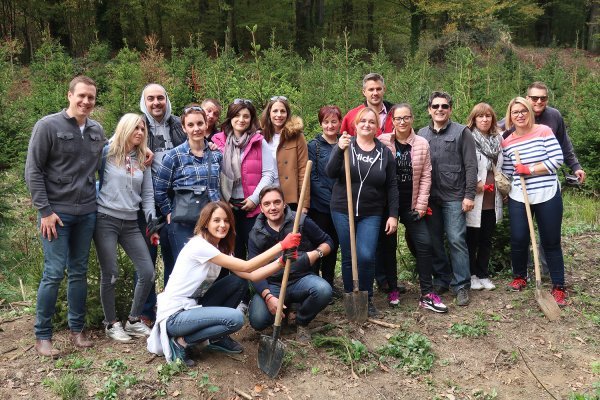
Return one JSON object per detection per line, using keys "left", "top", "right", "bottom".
{"left": 95, "top": 113, "right": 158, "bottom": 342}
{"left": 465, "top": 103, "right": 503, "bottom": 291}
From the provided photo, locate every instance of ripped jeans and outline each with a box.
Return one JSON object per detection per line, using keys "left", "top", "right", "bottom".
{"left": 94, "top": 212, "right": 155, "bottom": 324}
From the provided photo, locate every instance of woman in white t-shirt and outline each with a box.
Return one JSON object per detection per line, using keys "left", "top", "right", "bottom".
{"left": 147, "top": 201, "right": 300, "bottom": 366}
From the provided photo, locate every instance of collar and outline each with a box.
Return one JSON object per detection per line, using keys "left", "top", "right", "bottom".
{"left": 430, "top": 120, "right": 451, "bottom": 134}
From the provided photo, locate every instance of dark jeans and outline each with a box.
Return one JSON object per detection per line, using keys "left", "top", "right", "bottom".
{"left": 466, "top": 209, "right": 496, "bottom": 279}
{"left": 166, "top": 274, "right": 247, "bottom": 345}
{"left": 399, "top": 210, "right": 435, "bottom": 295}
{"left": 308, "top": 210, "right": 339, "bottom": 286}
{"left": 508, "top": 189, "right": 565, "bottom": 287}
{"left": 248, "top": 274, "right": 332, "bottom": 330}
{"left": 375, "top": 217, "right": 398, "bottom": 290}
{"left": 168, "top": 221, "right": 195, "bottom": 269}
{"left": 232, "top": 208, "right": 257, "bottom": 260}
{"left": 331, "top": 211, "right": 381, "bottom": 298}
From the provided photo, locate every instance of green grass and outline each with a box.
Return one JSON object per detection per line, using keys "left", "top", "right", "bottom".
{"left": 448, "top": 315, "right": 489, "bottom": 338}
{"left": 42, "top": 373, "right": 85, "bottom": 400}
{"left": 562, "top": 191, "right": 600, "bottom": 235}
{"left": 377, "top": 331, "right": 436, "bottom": 376}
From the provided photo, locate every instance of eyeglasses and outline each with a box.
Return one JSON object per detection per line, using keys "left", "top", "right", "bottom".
{"left": 511, "top": 109, "right": 529, "bottom": 117}
{"left": 528, "top": 95, "right": 548, "bottom": 103}
{"left": 270, "top": 96, "right": 288, "bottom": 102}
{"left": 430, "top": 103, "right": 450, "bottom": 110}
{"left": 392, "top": 116, "right": 413, "bottom": 123}
{"left": 183, "top": 106, "right": 203, "bottom": 114}
{"left": 234, "top": 98, "right": 253, "bottom": 105}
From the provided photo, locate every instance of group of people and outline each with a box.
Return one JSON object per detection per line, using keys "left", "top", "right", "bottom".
{"left": 25, "top": 72, "right": 585, "bottom": 365}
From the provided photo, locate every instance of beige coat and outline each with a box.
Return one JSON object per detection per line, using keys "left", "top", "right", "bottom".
{"left": 277, "top": 116, "right": 310, "bottom": 209}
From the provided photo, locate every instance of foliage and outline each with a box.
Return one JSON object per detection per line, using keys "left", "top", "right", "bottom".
{"left": 448, "top": 315, "right": 489, "bottom": 338}
{"left": 157, "top": 359, "right": 187, "bottom": 385}
{"left": 377, "top": 331, "right": 436, "bottom": 375}
{"left": 197, "top": 374, "right": 220, "bottom": 393}
{"left": 312, "top": 334, "right": 369, "bottom": 365}
{"left": 42, "top": 372, "right": 85, "bottom": 400}
{"left": 96, "top": 359, "right": 138, "bottom": 400}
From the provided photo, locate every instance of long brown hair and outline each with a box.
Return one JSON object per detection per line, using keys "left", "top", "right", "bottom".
{"left": 260, "top": 97, "right": 291, "bottom": 143}
{"left": 193, "top": 201, "right": 236, "bottom": 255}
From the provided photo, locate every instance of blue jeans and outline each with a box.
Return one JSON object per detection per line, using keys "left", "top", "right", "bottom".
{"left": 165, "top": 275, "right": 246, "bottom": 345}
{"left": 248, "top": 274, "right": 332, "bottom": 330}
{"left": 508, "top": 189, "right": 564, "bottom": 286}
{"left": 426, "top": 200, "right": 470, "bottom": 292}
{"left": 331, "top": 211, "right": 381, "bottom": 298}
{"left": 35, "top": 211, "right": 96, "bottom": 339}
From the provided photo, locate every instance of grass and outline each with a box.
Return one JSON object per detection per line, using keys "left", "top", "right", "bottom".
{"left": 377, "top": 331, "right": 436, "bottom": 376}
{"left": 448, "top": 314, "right": 489, "bottom": 338}
{"left": 42, "top": 373, "right": 85, "bottom": 400}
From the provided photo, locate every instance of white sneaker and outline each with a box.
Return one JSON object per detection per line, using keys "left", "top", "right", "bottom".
{"left": 106, "top": 321, "right": 132, "bottom": 342}
{"left": 471, "top": 275, "right": 484, "bottom": 290}
{"left": 236, "top": 301, "right": 249, "bottom": 315}
{"left": 125, "top": 320, "right": 152, "bottom": 337}
{"left": 479, "top": 278, "right": 496, "bottom": 290}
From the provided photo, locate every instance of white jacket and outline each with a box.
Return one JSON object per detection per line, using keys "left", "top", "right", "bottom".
{"left": 466, "top": 147, "right": 503, "bottom": 227}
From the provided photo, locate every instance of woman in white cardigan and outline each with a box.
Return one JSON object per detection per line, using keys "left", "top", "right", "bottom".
{"left": 465, "top": 103, "right": 504, "bottom": 290}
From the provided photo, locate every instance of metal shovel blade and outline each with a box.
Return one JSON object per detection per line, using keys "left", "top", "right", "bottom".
{"left": 343, "top": 290, "right": 369, "bottom": 323}
{"left": 257, "top": 333, "right": 286, "bottom": 378}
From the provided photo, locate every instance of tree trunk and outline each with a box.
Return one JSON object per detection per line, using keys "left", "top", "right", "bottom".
{"left": 587, "top": 0, "right": 599, "bottom": 52}
{"left": 295, "top": 0, "right": 312, "bottom": 54}
{"left": 366, "top": 0, "right": 374, "bottom": 51}
{"left": 409, "top": 1, "right": 422, "bottom": 56}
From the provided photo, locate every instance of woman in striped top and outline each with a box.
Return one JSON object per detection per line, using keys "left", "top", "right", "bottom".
{"left": 501, "top": 97, "right": 567, "bottom": 306}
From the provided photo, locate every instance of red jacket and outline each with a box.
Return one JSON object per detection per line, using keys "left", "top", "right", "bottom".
{"left": 340, "top": 101, "right": 395, "bottom": 137}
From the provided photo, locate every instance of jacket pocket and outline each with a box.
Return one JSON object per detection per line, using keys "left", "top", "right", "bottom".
{"left": 56, "top": 132, "right": 75, "bottom": 153}
{"left": 438, "top": 164, "right": 462, "bottom": 191}
{"left": 89, "top": 132, "right": 105, "bottom": 154}
{"left": 48, "top": 174, "right": 73, "bottom": 184}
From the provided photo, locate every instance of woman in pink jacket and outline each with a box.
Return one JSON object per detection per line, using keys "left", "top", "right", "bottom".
{"left": 379, "top": 104, "right": 448, "bottom": 313}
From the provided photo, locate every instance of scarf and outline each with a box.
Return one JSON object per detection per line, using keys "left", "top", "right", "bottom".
{"left": 221, "top": 132, "right": 253, "bottom": 199}
{"left": 472, "top": 128, "right": 500, "bottom": 171}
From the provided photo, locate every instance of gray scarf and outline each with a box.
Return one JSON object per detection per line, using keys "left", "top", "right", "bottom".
{"left": 472, "top": 128, "right": 501, "bottom": 171}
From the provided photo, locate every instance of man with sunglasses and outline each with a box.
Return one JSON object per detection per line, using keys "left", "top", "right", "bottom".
{"left": 501, "top": 81, "right": 585, "bottom": 184}
{"left": 340, "top": 73, "right": 394, "bottom": 136}
{"left": 25, "top": 75, "right": 106, "bottom": 357}
{"left": 418, "top": 91, "right": 477, "bottom": 306}
{"left": 137, "top": 83, "right": 188, "bottom": 326}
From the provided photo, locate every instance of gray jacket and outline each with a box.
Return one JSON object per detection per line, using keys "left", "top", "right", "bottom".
{"left": 418, "top": 121, "right": 477, "bottom": 202}
{"left": 25, "top": 110, "right": 106, "bottom": 217}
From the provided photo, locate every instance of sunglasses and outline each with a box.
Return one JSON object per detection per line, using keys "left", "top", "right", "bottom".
{"left": 430, "top": 103, "right": 450, "bottom": 110}
{"left": 233, "top": 98, "right": 253, "bottom": 105}
{"left": 270, "top": 96, "right": 288, "bottom": 102}
{"left": 528, "top": 95, "right": 548, "bottom": 102}
{"left": 183, "top": 106, "right": 203, "bottom": 114}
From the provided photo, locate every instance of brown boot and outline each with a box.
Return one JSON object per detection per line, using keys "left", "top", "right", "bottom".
{"left": 70, "top": 331, "right": 93, "bottom": 348}
{"left": 35, "top": 339, "right": 60, "bottom": 358}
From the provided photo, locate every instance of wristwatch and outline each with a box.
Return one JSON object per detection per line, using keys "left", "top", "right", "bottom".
{"left": 315, "top": 249, "right": 324, "bottom": 258}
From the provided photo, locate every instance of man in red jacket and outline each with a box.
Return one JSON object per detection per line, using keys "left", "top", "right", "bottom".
{"left": 340, "top": 73, "right": 394, "bottom": 137}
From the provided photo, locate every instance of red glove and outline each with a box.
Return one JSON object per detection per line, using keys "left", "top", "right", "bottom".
{"left": 280, "top": 233, "right": 301, "bottom": 250}
{"left": 514, "top": 163, "right": 531, "bottom": 176}
{"left": 426, "top": 207, "right": 433, "bottom": 216}
{"left": 484, "top": 183, "right": 495, "bottom": 192}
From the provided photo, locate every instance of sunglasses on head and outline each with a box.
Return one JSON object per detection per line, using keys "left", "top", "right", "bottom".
{"left": 528, "top": 95, "right": 548, "bottom": 102}
{"left": 270, "top": 96, "right": 288, "bottom": 102}
{"left": 183, "top": 106, "right": 203, "bottom": 114}
{"left": 233, "top": 98, "right": 253, "bottom": 105}
{"left": 431, "top": 103, "right": 450, "bottom": 110}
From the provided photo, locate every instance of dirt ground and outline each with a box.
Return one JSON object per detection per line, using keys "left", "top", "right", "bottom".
{"left": 0, "top": 232, "right": 598, "bottom": 400}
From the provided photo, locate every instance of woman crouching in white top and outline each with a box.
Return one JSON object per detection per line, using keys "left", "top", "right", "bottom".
{"left": 147, "top": 201, "right": 300, "bottom": 366}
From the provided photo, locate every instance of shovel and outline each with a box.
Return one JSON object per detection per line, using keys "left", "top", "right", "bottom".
{"left": 342, "top": 147, "right": 369, "bottom": 323}
{"left": 258, "top": 160, "right": 313, "bottom": 378}
{"left": 514, "top": 150, "right": 561, "bottom": 321}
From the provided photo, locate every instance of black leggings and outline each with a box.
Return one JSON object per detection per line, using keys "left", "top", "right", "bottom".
{"left": 466, "top": 209, "right": 496, "bottom": 279}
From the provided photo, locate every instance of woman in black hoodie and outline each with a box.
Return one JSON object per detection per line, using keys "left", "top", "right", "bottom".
{"left": 326, "top": 107, "right": 398, "bottom": 318}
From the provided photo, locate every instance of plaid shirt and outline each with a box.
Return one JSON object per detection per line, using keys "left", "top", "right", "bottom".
{"left": 154, "top": 140, "right": 222, "bottom": 216}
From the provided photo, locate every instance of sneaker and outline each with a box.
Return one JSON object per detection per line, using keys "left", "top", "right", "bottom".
{"left": 139, "top": 316, "right": 154, "bottom": 328}
{"left": 169, "top": 337, "right": 195, "bottom": 367}
{"left": 470, "top": 275, "right": 484, "bottom": 290}
{"left": 296, "top": 325, "right": 311, "bottom": 343}
{"left": 236, "top": 301, "right": 249, "bottom": 315}
{"left": 551, "top": 287, "right": 568, "bottom": 307}
{"left": 106, "top": 321, "right": 132, "bottom": 343}
{"left": 456, "top": 287, "right": 470, "bottom": 306}
{"left": 206, "top": 336, "right": 243, "bottom": 354}
{"left": 508, "top": 277, "right": 527, "bottom": 291}
{"left": 368, "top": 300, "right": 381, "bottom": 318}
{"left": 388, "top": 288, "right": 400, "bottom": 307}
{"left": 479, "top": 278, "right": 496, "bottom": 290}
{"left": 419, "top": 293, "right": 448, "bottom": 313}
{"left": 125, "top": 319, "right": 152, "bottom": 337}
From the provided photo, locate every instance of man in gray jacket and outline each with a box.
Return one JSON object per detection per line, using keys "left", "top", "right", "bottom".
{"left": 25, "top": 75, "right": 106, "bottom": 357}
{"left": 418, "top": 91, "right": 477, "bottom": 306}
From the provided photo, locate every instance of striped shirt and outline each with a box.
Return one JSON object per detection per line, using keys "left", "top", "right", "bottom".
{"left": 501, "top": 124, "right": 563, "bottom": 204}
{"left": 154, "top": 140, "right": 222, "bottom": 217}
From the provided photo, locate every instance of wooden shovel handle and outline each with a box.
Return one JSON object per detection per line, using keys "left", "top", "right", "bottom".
{"left": 274, "top": 160, "right": 313, "bottom": 327}
{"left": 344, "top": 148, "right": 359, "bottom": 291}
{"left": 514, "top": 150, "right": 542, "bottom": 284}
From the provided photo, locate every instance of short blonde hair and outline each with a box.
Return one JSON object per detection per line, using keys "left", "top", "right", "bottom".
{"left": 353, "top": 107, "right": 380, "bottom": 133}
{"left": 505, "top": 97, "right": 534, "bottom": 130}
{"left": 109, "top": 113, "right": 148, "bottom": 171}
